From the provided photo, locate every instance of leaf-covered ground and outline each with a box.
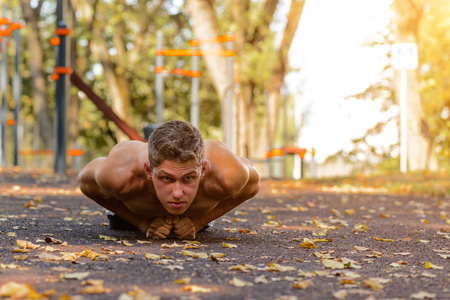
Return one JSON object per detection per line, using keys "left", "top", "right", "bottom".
{"left": 0, "top": 168, "right": 449, "bottom": 299}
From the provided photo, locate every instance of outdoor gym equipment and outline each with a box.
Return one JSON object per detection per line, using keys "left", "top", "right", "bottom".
{"left": 0, "top": 10, "right": 22, "bottom": 167}
{"left": 264, "top": 146, "right": 315, "bottom": 179}
{"left": 155, "top": 32, "right": 235, "bottom": 148}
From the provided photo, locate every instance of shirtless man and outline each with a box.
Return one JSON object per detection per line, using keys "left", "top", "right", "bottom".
{"left": 78, "top": 120, "right": 260, "bottom": 239}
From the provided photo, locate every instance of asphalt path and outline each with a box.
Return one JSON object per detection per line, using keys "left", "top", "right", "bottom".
{"left": 0, "top": 169, "right": 449, "bottom": 300}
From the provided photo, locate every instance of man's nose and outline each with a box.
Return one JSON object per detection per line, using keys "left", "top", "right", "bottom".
{"left": 172, "top": 181, "right": 183, "bottom": 198}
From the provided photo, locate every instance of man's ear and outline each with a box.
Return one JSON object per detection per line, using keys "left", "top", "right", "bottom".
{"left": 144, "top": 161, "right": 153, "bottom": 181}
{"left": 200, "top": 160, "right": 209, "bottom": 180}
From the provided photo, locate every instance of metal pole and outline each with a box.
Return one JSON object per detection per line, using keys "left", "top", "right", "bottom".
{"left": 265, "top": 91, "right": 272, "bottom": 178}
{"left": 156, "top": 31, "right": 164, "bottom": 126}
{"left": 226, "top": 36, "right": 233, "bottom": 149}
{"left": 0, "top": 5, "right": 8, "bottom": 167}
{"left": 54, "top": 0, "right": 67, "bottom": 173}
{"left": 400, "top": 70, "right": 407, "bottom": 173}
{"left": 283, "top": 94, "right": 288, "bottom": 178}
{"left": 13, "top": 28, "right": 21, "bottom": 166}
{"left": 191, "top": 46, "right": 199, "bottom": 128}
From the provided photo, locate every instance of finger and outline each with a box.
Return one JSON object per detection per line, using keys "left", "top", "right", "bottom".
{"left": 158, "top": 226, "right": 172, "bottom": 237}
{"left": 172, "top": 215, "right": 180, "bottom": 225}
{"left": 146, "top": 229, "right": 159, "bottom": 239}
{"left": 165, "top": 215, "right": 173, "bottom": 225}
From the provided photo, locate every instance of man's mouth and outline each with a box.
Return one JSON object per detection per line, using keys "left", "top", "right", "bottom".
{"left": 169, "top": 202, "right": 185, "bottom": 209}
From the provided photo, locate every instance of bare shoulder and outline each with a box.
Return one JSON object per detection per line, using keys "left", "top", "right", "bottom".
{"left": 92, "top": 140, "right": 148, "bottom": 195}
{"left": 204, "top": 140, "right": 260, "bottom": 199}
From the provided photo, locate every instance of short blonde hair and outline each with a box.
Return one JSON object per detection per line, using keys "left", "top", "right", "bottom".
{"left": 148, "top": 120, "right": 204, "bottom": 168}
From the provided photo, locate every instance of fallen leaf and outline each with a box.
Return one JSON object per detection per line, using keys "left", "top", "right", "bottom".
{"left": 321, "top": 259, "right": 345, "bottom": 269}
{"left": 7, "top": 232, "right": 17, "bottom": 237}
{"left": 144, "top": 253, "right": 160, "bottom": 260}
{"left": 38, "top": 252, "right": 63, "bottom": 262}
{"left": 333, "top": 289, "right": 349, "bottom": 299}
{"left": 417, "top": 239, "right": 431, "bottom": 244}
{"left": 161, "top": 242, "right": 183, "bottom": 248}
{"left": 182, "top": 250, "right": 208, "bottom": 259}
{"left": 182, "top": 285, "right": 212, "bottom": 293}
{"left": 292, "top": 279, "right": 313, "bottom": 289}
{"left": 174, "top": 277, "right": 191, "bottom": 284}
{"left": 264, "top": 262, "right": 296, "bottom": 272}
{"left": 61, "top": 272, "right": 90, "bottom": 280}
{"left": 372, "top": 236, "right": 394, "bottom": 242}
{"left": 0, "top": 282, "right": 40, "bottom": 299}
{"left": 79, "top": 249, "right": 108, "bottom": 261}
{"left": 12, "top": 248, "right": 30, "bottom": 253}
{"left": 222, "top": 242, "right": 237, "bottom": 248}
{"left": 421, "top": 272, "right": 436, "bottom": 278}
{"left": 228, "top": 264, "right": 257, "bottom": 272}
{"left": 425, "top": 262, "right": 443, "bottom": 269}
{"left": 13, "top": 255, "right": 28, "bottom": 260}
{"left": 344, "top": 209, "right": 356, "bottom": 215}
{"left": 229, "top": 277, "right": 253, "bottom": 287}
{"left": 353, "top": 246, "right": 370, "bottom": 251}
{"left": 16, "top": 240, "right": 40, "bottom": 249}
{"left": 410, "top": 291, "right": 436, "bottom": 299}
{"left": 300, "top": 241, "right": 316, "bottom": 249}
{"left": 363, "top": 278, "right": 385, "bottom": 291}
{"left": 254, "top": 275, "right": 269, "bottom": 284}
{"left": 81, "top": 280, "right": 111, "bottom": 294}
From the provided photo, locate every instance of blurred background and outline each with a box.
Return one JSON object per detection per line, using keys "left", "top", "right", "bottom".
{"left": 0, "top": 0, "right": 448, "bottom": 179}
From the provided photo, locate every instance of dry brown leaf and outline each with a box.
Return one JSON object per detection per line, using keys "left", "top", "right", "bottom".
{"left": 182, "top": 250, "right": 208, "bottom": 259}
{"left": 425, "top": 262, "right": 443, "bottom": 269}
{"left": 174, "top": 277, "right": 191, "bottom": 284}
{"left": 228, "top": 264, "right": 257, "bottom": 272}
{"left": 61, "top": 272, "right": 90, "bottom": 280}
{"left": 333, "top": 289, "right": 349, "bottom": 299}
{"left": 411, "top": 291, "right": 436, "bottom": 299}
{"left": 183, "top": 285, "right": 212, "bottom": 293}
{"left": 353, "top": 246, "right": 370, "bottom": 251}
{"left": 38, "top": 252, "right": 63, "bottom": 262}
{"left": 292, "top": 279, "right": 313, "bottom": 289}
{"left": 15, "top": 240, "right": 40, "bottom": 249}
{"left": 223, "top": 242, "right": 238, "bottom": 248}
{"left": 321, "top": 259, "right": 345, "bottom": 269}
{"left": 229, "top": 277, "right": 253, "bottom": 287}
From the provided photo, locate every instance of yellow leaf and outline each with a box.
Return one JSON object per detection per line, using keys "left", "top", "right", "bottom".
{"left": 421, "top": 219, "right": 429, "bottom": 223}
{"left": 98, "top": 235, "right": 117, "bottom": 241}
{"left": 144, "top": 253, "right": 160, "bottom": 260}
{"left": 7, "top": 232, "right": 17, "bottom": 237}
{"left": 312, "top": 238, "right": 332, "bottom": 243}
{"left": 425, "top": 262, "right": 443, "bottom": 269}
{"left": 79, "top": 250, "right": 108, "bottom": 261}
{"left": 229, "top": 277, "right": 253, "bottom": 287}
{"left": 0, "top": 282, "right": 40, "bottom": 299}
{"left": 363, "top": 278, "right": 384, "bottom": 291}
{"left": 182, "top": 250, "right": 208, "bottom": 259}
{"left": 372, "top": 236, "right": 394, "bottom": 242}
{"left": 228, "top": 264, "right": 257, "bottom": 272}
{"left": 222, "top": 242, "right": 237, "bottom": 248}
{"left": 344, "top": 209, "right": 356, "bottom": 215}
{"left": 12, "top": 248, "right": 30, "bottom": 253}
{"left": 38, "top": 252, "right": 63, "bottom": 262}
{"left": 300, "top": 241, "right": 316, "bottom": 249}
{"left": 13, "top": 255, "right": 28, "bottom": 260}
{"left": 266, "top": 262, "right": 296, "bottom": 272}
{"left": 161, "top": 242, "right": 183, "bottom": 248}
{"left": 174, "top": 277, "right": 191, "bottom": 284}
{"left": 292, "top": 279, "right": 313, "bottom": 289}
{"left": 353, "top": 246, "right": 370, "bottom": 251}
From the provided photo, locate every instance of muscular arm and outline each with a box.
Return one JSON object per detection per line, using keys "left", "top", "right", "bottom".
{"left": 191, "top": 142, "right": 261, "bottom": 232}
{"left": 77, "top": 156, "right": 151, "bottom": 233}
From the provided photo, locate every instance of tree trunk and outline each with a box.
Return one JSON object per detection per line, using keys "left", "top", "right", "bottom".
{"left": 91, "top": 24, "right": 131, "bottom": 142}
{"left": 19, "top": 0, "right": 53, "bottom": 149}
{"left": 393, "top": 0, "right": 438, "bottom": 171}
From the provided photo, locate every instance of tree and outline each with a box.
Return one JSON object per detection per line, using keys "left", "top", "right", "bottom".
{"left": 392, "top": 0, "right": 438, "bottom": 171}
{"left": 18, "top": 0, "right": 53, "bottom": 149}
{"left": 186, "top": 0, "right": 305, "bottom": 157}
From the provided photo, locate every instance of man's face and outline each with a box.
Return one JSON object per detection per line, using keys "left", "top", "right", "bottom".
{"left": 145, "top": 159, "right": 206, "bottom": 215}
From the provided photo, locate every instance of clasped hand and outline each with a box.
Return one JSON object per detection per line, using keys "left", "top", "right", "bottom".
{"left": 145, "top": 215, "right": 195, "bottom": 240}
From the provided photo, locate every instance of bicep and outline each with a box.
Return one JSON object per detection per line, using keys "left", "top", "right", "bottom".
{"left": 78, "top": 158, "right": 112, "bottom": 199}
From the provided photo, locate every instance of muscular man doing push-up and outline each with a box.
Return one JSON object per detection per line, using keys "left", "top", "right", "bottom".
{"left": 78, "top": 120, "right": 260, "bottom": 239}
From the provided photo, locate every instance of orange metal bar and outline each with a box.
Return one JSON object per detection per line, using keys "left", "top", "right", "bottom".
{"left": 270, "top": 148, "right": 285, "bottom": 157}
{"left": 170, "top": 69, "right": 201, "bottom": 78}
{"left": 55, "top": 28, "right": 72, "bottom": 36}
{"left": 54, "top": 66, "right": 73, "bottom": 74}
{"left": 154, "top": 66, "right": 166, "bottom": 73}
{"left": 6, "top": 119, "right": 15, "bottom": 126}
{"left": 19, "top": 149, "right": 84, "bottom": 156}
{"left": 0, "top": 28, "right": 11, "bottom": 37}
{"left": 189, "top": 34, "right": 236, "bottom": 47}
{"left": 9, "top": 22, "right": 22, "bottom": 31}
{"left": 156, "top": 49, "right": 236, "bottom": 57}
{"left": 0, "top": 17, "right": 10, "bottom": 25}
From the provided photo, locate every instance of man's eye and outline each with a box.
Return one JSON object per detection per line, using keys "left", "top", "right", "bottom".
{"left": 162, "top": 177, "right": 172, "bottom": 181}
{"left": 184, "top": 176, "right": 192, "bottom": 182}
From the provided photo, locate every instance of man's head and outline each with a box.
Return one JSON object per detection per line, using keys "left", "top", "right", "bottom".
{"left": 148, "top": 120, "right": 204, "bottom": 168}
{"left": 145, "top": 120, "right": 207, "bottom": 215}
